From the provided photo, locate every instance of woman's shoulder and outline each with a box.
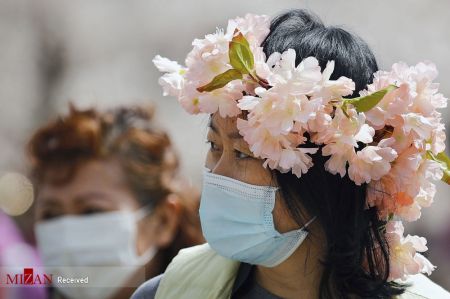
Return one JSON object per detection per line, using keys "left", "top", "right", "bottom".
{"left": 130, "top": 270, "right": 450, "bottom": 299}
{"left": 131, "top": 274, "right": 163, "bottom": 299}
{"left": 397, "top": 274, "right": 450, "bottom": 299}
{"left": 130, "top": 245, "right": 220, "bottom": 299}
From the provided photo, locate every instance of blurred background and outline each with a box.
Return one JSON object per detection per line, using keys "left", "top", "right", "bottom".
{"left": 0, "top": 0, "right": 449, "bottom": 291}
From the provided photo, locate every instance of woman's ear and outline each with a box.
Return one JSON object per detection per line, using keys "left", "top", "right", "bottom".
{"left": 150, "top": 194, "right": 182, "bottom": 248}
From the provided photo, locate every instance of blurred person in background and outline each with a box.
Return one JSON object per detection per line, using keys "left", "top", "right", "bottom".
{"left": 28, "top": 105, "right": 204, "bottom": 299}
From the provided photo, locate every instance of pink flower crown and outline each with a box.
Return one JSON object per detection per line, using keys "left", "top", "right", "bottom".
{"left": 153, "top": 14, "right": 450, "bottom": 281}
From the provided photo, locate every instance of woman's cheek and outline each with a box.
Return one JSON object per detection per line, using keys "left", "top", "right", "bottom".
{"left": 205, "top": 151, "right": 216, "bottom": 171}
{"left": 272, "top": 193, "right": 304, "bottom": 233}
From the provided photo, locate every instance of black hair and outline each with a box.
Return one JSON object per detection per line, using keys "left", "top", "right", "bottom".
{"left": 262, "top": 9, "right": 405, "bottom": 298}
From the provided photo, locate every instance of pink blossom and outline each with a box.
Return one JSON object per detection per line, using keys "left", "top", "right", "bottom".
{"left": 364, "top": 83, "right": 411, "bottom": 129}
{"left": 248, "top": 89, "right": 322, "bottom": 136}
{"left": 414, "top": 253, "right": 436, "bottom": 276}
{"left": 185, "top": 30, "right": 232, "bottom": 86}
{"left": 413, "top": 180, "right": 437, "bottom": 208}
{"left": 319, "top": 108, "right": 375, "bottom": 178}
{"left": 348, "top": 146, "right": 397, "bottom": 185}
{"left": 237, "top": 118, "right": 318, "bottom": 178}
{"left": 178, "top": 83, "right": 201, "bottom": 114}
{"left": 395, "top": 152, "right": 443, "bottom": 211}
{"left": 367, "top": 147, "right": 443, "bottom": 222}
{"left": 184, "top": 13, "right": 270, "bottom": 89}
{"left": 307, "top": 107, "right": 333, "bottom": 134}
{"left": 429, "top": 121, "right": 446, "bottom": 155}
{"left": 409, "top": 61, "right": 447, "bottom": 115}
{"left": 254, "top": 47, "right": 271, "bottom": 81}
{"left": 377, "top": 126, "right": 414, "bottom": 155}
{"left": 198, "top": 81, "right": 243, "bottom": 117}
{"left": 313, "top": 61, "right": 355, "bottom": 101}
{"left": 316, "top": 108, "right": 374, "bottom": 146}
{"left": 231, "top": 14, "right": 270, "bottom": 45}
{"left": 265, "top": 51, "right": 323, "bottom": 96}
{"left": 265, "top": 147, "right": 318, "bottom": 177}
{"left": 323, "top": 143, "right": 355, "bottom": 178}
{"left": 362, "top": 61, "right": 447, "bottom": 132}
{"left": 153, "top": 55, "right": 186, "bottom": 97}
{"left": 237, "top": 118, "right": 284, "bottom": 159}
{"left": 385, "top": 221, "right": 435, "bottom": 281}
{"left": 402, "top": 113, "right": 435, "bottom": 141}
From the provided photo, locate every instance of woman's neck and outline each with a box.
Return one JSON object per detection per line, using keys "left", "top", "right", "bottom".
{"left": 112, "top": 250, "right": 165, "bottom": 299}
{"left": 254, "top": 236, "right": 326, "bottom": 299}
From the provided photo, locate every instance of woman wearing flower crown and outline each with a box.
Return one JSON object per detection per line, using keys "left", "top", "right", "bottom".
{"left": 133, "top": 9, "right": 450, "bottom": 299}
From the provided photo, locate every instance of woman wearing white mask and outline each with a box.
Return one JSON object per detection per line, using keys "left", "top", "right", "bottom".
{"left": 133, "top": 9, "right": 450, "bottom": 299}
{"left": 29, "top": 105, "right": 204, "bottom": 299}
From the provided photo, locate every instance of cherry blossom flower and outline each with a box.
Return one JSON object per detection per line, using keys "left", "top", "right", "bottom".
{"left": 239, "top": 88, "right": 322, "bottom": 136}
{"left": 237, "top": 118, "right": 284, "bottom": 160}
{"left": 273, "top": 54, "right": 323, "bottom": 96}
{"left": 198, "top": 81, "right": 243, "bottom": 117}
{"left": 312, "top": 60, "right": 355, "bottom": 101}
{"left": 348, "top": 146, "right": 397, "bottom": 185}
{"left": 231, "top": 14, "right": 270, "bottom": 45}
{"left": 429, "top": 122, "right": 446, "bottom": 155}
{"left": 319, "top": 108, "right": 375, "bottom": 177}
{"left": 266, "top": 147, "right": 319, "bottom": 177}
{"left": 362, "top": 61, "right": 447, "bottom": 131}
{"left": 367, "top": 147, "right": 443, "bottom": 222}
{"left": 185, "top": 29, "right": 232, "bottom": 86}
{"left": 364, "top": 83, "right": 411, "bottom": 130}
{"left": 153, "top": 55, "right": 186, "bottom": 97}
{"left": 178, "top": 86, "right": 201, "bottom": 114}
{"left": 385, "top": 221, "right": 435, "bottom": 281}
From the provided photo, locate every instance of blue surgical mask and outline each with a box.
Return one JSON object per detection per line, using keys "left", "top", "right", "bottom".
{"left": 199, "top": 170, "right": 316, "bottom": 267}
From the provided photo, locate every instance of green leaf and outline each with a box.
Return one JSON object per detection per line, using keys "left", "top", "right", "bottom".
{"left": 196, "top": 69, "right": 243, "bottom": 92}
{"left": 229, "top": 32, "right": 254, "bottom": 75}
{"left": 346, "top": 85, "right": 397, "bottom": 113}
{"left": 426, "top": 151, "right": 450, "bottom": 185}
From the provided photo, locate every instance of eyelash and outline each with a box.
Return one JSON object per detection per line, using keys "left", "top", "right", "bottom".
{"left": 206, "top": 140, "right": 251, "bottom": 159}
{"left": 206, "top": 140, "right": 219, "bottom": 152}
{"left": 235, "top": 150, "right": 250, "bottom": 159}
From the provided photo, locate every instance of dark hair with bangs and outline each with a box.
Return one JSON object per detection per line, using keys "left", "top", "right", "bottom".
{"left": 262, "top": 9, "right": 405, "bottom": 298}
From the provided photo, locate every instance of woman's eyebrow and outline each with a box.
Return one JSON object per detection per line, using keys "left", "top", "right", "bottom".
{"left": 208, "top": 118, "right": 219, "bottom": 134}
{"left": 228, "top": 131, "right": 242, "bottom": 139}
{"left": 74, "top": 191, "right": 115, "bottom": 204}
{"left": 39, "top": 197, "right": 62, "bottom": 208}
{"left": 208, "top": 118, "right": 242, "bottom": 139}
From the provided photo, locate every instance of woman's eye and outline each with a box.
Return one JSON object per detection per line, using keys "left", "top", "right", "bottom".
{"left": 40, "top": 210, "right": 60, "bottom": 220}
{"left": 83, "top": 207, "right": 104, "bottom": 215}
{"left": 207, "top": 140, "right": 219, "bottom": 152}
{"left": 235, "top": 150, "right": 250, "bottom": 159}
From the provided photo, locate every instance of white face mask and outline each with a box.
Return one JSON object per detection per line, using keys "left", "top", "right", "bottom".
{"left": 35, "top": 208, "right": 156, "bottom": 299}
{"left": 200, "top": 170, "right": 316, "bottom": 267}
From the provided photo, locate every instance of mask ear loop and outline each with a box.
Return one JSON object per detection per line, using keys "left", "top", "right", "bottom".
{"left": 136, "top": 244, "right": 157, "bottom": 265}
{"left": 303, "top": 215, "right": 317, "bottom": 229}
{"left": 134, "top": 205, "right": 153, "bottom": 222}
{"left": 133, "top": 205, "right": 157, "bottom": 264}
